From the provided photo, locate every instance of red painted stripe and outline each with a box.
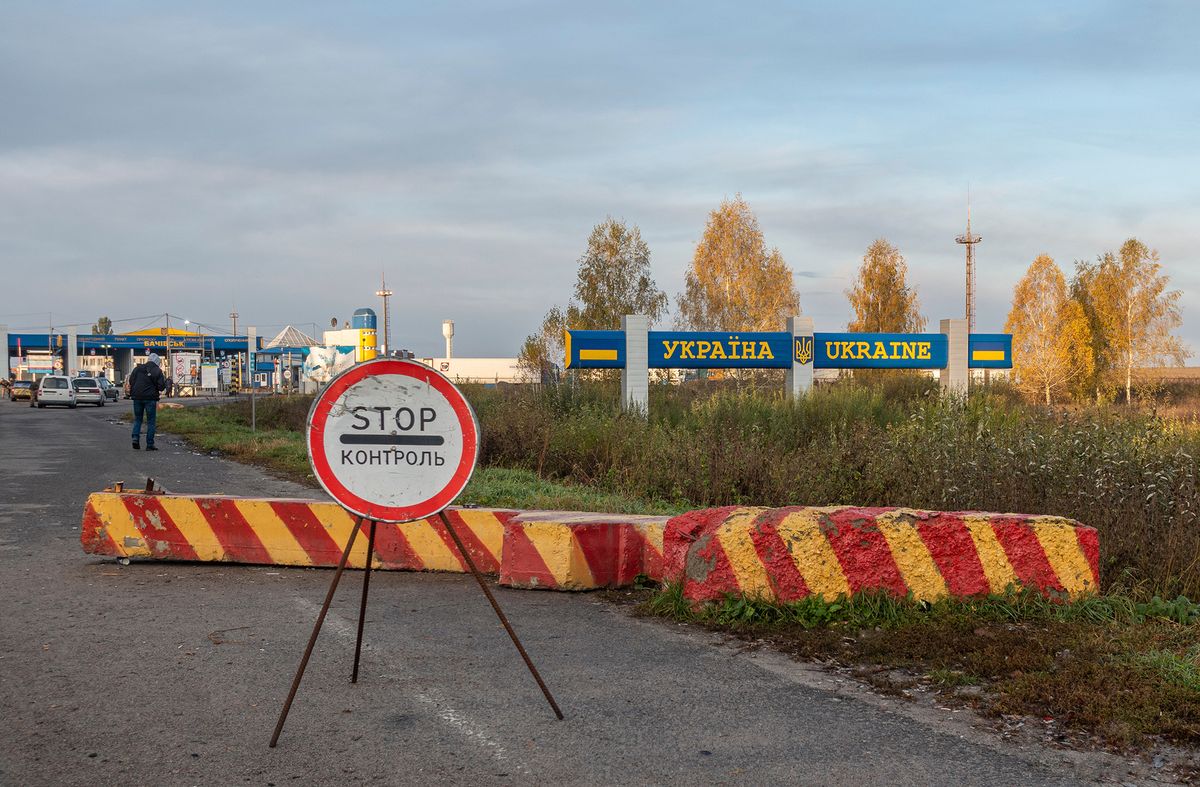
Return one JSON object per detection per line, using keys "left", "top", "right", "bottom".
{"left": 195, "top": 498, "right": 272, "bottom": 564}
{"left": 683, "top": 523, "right": 740, "bottom": 602}
{"left": 499, "top": 523, "right": 558, "bottom": 588}
{"left": 747, "top": 509, "right": 811, "bottom": 601}
{"left": 822, "top": 508, "right": 908, "bottom": 596}
{"left": 80, "top": 501, "right": 121, "bottom": 556}
{"left": 663, "top": 506, "right": 742, "bottom": 584}
{"left": 916, "top": 514, "right": 991, "bottom": 596}
{"left": 368, "top": 521, "right": 424, "bottom": 570}
{"left": 268, "top": 501, "right": 345, "bottom": 565}
{"left": 1075, "top": 527, "right": 1101, "bottom": 587}
{"left": 570, "top": 522, "right": 626, "bottom": 587}
{"left": 990, "top": 518, "right": 1064, "bottom": 593}
{"left": 121, "top": 495, "right": 200, "bottom": 561}
{"left": 429, "top": 512, "right": 487, "bottom": 572}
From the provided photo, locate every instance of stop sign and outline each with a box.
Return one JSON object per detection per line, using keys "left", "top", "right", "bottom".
{"left": 306, "top": 358, "right": 480, "bottom": 523}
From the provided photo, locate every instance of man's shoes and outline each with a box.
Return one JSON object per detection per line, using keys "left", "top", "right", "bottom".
{"left": 146, "top": 445, "right": 158, "bottom": 451}
{"left": 132, "top": 442, "right": 140, "bottom": 450}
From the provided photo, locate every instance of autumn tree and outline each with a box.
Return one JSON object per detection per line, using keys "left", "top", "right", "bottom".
{"left": 1004, "top": 255, "right": 1094, "bottom": 404}
{"left": 519, "top": 218, "right": 667, "bottom": 374}
{"left": 91, "top": 316, "right": 113, "bottom": 335}
{"left": 1074, "top": 238, "right": 1188, "bottom": 404}
{"left": 846, "top": 239, "right": 925, "bottom": 332}
{"left": 676, "top": 195, "right": 800, "bottom": 331}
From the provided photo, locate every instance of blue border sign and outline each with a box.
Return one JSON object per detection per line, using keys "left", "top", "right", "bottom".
{"left": 566, "top": 328, "right": 1012, "bottom": 371}
{"left": 813, "top": 333, "right": 947, "bottom": 369}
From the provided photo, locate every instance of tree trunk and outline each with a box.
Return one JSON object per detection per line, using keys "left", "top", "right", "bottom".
{"left": 1045, "top": 381, "right": 1051, "bottom": 406}
{"left": 1126, "top": 354, "right": 1132, "bottom": 405}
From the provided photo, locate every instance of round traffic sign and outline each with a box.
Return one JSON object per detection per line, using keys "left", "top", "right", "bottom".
{"left": 306, "top": 358, "right": 480, "bottom": 523}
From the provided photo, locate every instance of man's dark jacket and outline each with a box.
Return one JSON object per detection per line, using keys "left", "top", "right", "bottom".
{"left": 128, "top": 362, "right": 168, "bottom": 401}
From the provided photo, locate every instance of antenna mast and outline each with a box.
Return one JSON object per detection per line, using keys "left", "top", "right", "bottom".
{"left": 955, "top": 193, "right": 981, "bottom": 332}
{"left": 375, "top": 272, "right": 394, "bottom": 356}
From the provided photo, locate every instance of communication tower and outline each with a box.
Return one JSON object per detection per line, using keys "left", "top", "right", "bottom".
{"left": 375, "top": 273, "right": 393, "bottom": 356}
{"left": 955, "top": 198, "right": 981, "bottom": 332}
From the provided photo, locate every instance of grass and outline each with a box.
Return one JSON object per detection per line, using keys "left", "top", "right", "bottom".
{"left": 153, "top": 401, "right": 679, "bottom": 514}
{"left": 639, "top": 583, "right": 1200, "bottom": 748}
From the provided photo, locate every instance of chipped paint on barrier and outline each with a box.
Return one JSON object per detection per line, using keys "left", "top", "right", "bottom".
{"left": 664, "top": 506, "right": 1100, "bottom": 603}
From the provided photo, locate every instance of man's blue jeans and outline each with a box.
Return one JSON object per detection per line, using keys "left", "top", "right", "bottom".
{"left": 132, "top": 399, "right": 157, "bottom": 446}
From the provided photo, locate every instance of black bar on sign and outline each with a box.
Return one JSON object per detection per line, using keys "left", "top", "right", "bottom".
{"left": 339, "top": 435, "right": 445, "bottom": 446}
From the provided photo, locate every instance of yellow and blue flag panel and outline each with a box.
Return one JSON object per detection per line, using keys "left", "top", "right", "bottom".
{"left": 967, "top": 334, "right": 1013, "bottom": 369}
{"left": 564, "top": 330, "right": 624, "bottom": 369}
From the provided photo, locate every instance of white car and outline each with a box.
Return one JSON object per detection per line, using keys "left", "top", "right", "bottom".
{"left": 32, "top": 375, "right": 77, "bottom": 408}
{"left": 71, "top": 377, "right": 106, "bottom": 406}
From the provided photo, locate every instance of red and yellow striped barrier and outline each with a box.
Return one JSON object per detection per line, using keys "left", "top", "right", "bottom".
{"left": 80, "top": 492, "right": 666, "bottom": 590}
{"left": 664, "top": 506, "right": 1100, "bottom": 602}
{"left": 81, "top": 492, "right": 508, "bottom": 574}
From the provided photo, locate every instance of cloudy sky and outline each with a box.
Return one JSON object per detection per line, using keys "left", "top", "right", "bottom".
{"left": 2, "top": 1, "right": 1197, "bottom": 357}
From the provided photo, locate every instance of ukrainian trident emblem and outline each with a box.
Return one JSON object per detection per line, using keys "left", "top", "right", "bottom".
{"left": 793, "top": 336, "right": 814, "bottom": 365}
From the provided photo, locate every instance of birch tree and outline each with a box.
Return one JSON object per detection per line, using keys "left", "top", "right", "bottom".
{"left": 846, "top": 239, "right": 926, "bottom": 332}
{"left": 677, "top": 195, "right": 800, "bottom": 331}
{"left": 1004, "top": 255, "right": 1093, "bottom": 404}
{"left": 518, "top": 218, "right": 666, "bottom": 375}
{"left": 1076, "top": 239, "right": 1188, "bottom": 404}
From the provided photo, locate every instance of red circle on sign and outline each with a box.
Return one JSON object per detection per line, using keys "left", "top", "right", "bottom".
{"left": 306, "top": 358, "right": 480, "bottom": 523}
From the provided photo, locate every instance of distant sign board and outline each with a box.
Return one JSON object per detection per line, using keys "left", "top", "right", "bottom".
{"left": 306, "top": 358, "right": 480, "bottom": 523}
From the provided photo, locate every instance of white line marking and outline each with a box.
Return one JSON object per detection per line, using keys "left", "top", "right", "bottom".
{"left": 295, "top": 598, "right": 528, "bottom": 775}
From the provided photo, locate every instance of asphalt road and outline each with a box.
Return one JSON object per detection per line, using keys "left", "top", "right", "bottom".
{"left": 0, "top": 396, "right": 1143, "bottom": 785}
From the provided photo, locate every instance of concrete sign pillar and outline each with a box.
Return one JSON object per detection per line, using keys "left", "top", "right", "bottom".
{"left": 785, "top": 315, "right": 814, "bottom": 398}
{"left": 939, "top": 318, "right": 968, "bottom": 397}
{"left": 621, "top": 314, "right": 649, "bottom": 414}
{"left": 0, "top": 324, "right": 8, "bottom": 379}
{"left": 67, "top": 327, "right": 78, "bottom": 377}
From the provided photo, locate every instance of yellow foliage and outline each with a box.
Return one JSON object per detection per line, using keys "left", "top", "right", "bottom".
{"left": 677, "top": 195, "right": 800, "bottom": 331}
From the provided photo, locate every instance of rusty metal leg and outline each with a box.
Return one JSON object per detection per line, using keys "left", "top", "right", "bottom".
{"left": 437, "top": 510, "right": 564, "bottom": 720}
{"left": 351, "top": 520, "right": 377, "bottom": 684}
{"left": 269, "top": 515, "right": 364, "bottom": 747}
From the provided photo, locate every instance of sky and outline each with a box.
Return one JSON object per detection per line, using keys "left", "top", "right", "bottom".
{"left": 2, "top": 1, "right": 1198, "bottom": 357}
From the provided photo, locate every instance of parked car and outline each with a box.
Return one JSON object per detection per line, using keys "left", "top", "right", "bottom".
{"left": 32, "top": 375, "right": 76, "bottom": 408}
{"left": 97, "top": 377, "right": 120, "bottom": 402}
{"left": 9, "top": 380, "right": 34, "bottom": 401}
{"left": 71, "top": 377, "right": 105, "bottom": 406}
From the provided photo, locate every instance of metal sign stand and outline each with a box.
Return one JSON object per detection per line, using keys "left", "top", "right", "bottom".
{"left": 270, "top": 510, "right": 563, "bottom": 748}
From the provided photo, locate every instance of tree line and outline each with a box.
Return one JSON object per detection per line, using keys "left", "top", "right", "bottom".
{"left": 520, "top": 195, "right": 1188, "bottom": 403}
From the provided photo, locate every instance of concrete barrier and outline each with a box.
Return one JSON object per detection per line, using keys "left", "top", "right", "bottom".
{"left": 81, "top": 494, "right": 1101, "bottom": 600}
{"left": 663, "top": 506, "right": 1100, "bottom": 602}
{"left": 80, "top": 492, "right": 666, "bottom": 591}
{"left": 499, "top": 511, "right": 667, "bottom": 591}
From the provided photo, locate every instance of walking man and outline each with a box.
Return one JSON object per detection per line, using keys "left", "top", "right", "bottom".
{"left": 129, "top": 353, "right": 168, "bottom": 451}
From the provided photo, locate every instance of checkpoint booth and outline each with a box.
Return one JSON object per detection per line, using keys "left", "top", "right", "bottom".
{"left": 3, "top": 328, "right": 260, "bottom": 393}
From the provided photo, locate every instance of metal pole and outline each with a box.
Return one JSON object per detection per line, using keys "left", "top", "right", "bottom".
{"left": 351, "top": 520, "right": 377, "bottom": 683}
{"left": 270, "top": 515, "right": 365, "bottom": 748}
{"left": 437, "top": 510, "right": 564, "bottom": 720}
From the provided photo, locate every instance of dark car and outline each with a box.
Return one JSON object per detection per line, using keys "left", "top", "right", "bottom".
{"left": 9, "top": 380, "right": 34, "bottom": 401}
{"left": 97, "top": 377, "right": 120, "bottom": 402}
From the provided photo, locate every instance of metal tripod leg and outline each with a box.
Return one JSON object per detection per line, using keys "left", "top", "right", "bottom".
{"left": 437, "top": 510, "right": 564, "bottom": 720}
{"left": 351, "top": 520, "right": 377, "bottom": 684}
{"left": 269, "top": 515, "right": 364, "bottom": 747}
